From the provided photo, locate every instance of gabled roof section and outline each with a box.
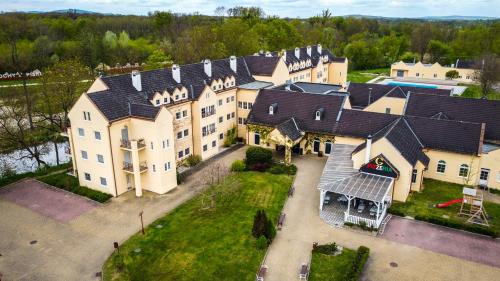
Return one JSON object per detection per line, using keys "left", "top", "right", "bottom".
{"left": 277, "top": 117, "right": 303, "bottom": 141}
{"left": 87, "top": 57, "right": 255, "bottom": 122}
{"left": 405, "top": 93, "right": 500, "bottom": 142}
{"left": 244, "top": 55, "right": 281, "bottom": 76}
{"left": 332, "top": 110, "right": 399, "bottom": 138}
{"left": 347, "top": 83, "right": 452, "bottom": 109}
{"left": 352, "top": 117, "right": 429, "bottom": 167}
{"left": 247, "top": 89, "right": 345, "bottom": 135}
{"left": 273, "top": 82, "right": 342, "bottom": 94}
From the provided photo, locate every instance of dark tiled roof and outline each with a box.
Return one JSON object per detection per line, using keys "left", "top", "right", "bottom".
{"left": 247, "top": 89, "right": 346, "bottom": 135}
{"left": 347, "top": 83, "right": 452, "bottom": 108}
{"left": 88, "top": 57, "right": 255, "bottom": 122}
{"left": 277, "top": 118, "right": 303, "bottom": 141}
{"left": 455, "top": 59, "right": 479, "bottom": 69}
{"left": 273, "top": 82, "right": 342, "bottom": 94}
{"left": 405, "top": 93, "right": 500, "bottom": 142}
{"left": 244, "top": 55, "right": 280, "bottom": 76}
{"left": 405, "top": 115, "right": 483, "bottom": 155}
{"left": 352, "top": 118, "right": 428, "bottom": 167}
{"left": 332, "top": 110, "right": 399, "bottom": 138}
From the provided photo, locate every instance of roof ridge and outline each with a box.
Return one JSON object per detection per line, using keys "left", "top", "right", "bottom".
{"left": 402, "top": 117, "right": 425, "bottom": 148}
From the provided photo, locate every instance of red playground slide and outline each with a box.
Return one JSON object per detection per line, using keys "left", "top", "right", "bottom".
{"left": 436, "top": 199, "right": 463, "bottom": 208}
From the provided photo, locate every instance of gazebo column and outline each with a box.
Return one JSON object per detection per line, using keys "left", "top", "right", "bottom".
{"left": 346, "top": 195, "right": 353, "bottom": 217}
{"left": 319, "top": 190, "right": 327, "bottom": 210}
{"left": 375, "top": 202, "right": 381, "bottom": 226}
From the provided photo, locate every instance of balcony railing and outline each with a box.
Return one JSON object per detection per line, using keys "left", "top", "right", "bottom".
{"left": 120, "top": 138, "right": 146, "bottom": 150}
{"left": 122, "top": 161, "right": 148, "bottom": 173}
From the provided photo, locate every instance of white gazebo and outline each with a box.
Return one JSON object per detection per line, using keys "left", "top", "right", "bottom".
{"left": 317, "top": 144, "right": 394, "bottom": 228}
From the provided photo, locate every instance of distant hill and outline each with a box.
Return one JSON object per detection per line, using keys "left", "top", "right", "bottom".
{"left": 345, "top": 14, "right": 497, "bottom": 21}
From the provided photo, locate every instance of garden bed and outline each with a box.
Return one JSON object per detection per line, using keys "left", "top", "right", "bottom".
{"left": 389, "top": 178, "right": 500, "bottom": 237}
{"left": 103, "top": 171, "right": 293, "bottom": 281}
{"left": 38, "top": 172, "right": 112, "bottom": 203}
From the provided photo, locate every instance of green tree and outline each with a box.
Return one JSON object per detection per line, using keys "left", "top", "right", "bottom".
{"left": 445, "top": 70, "right": 459, "bottom": 80}
{"left": 427, "top": 40, "right": 452, "bottom": 65}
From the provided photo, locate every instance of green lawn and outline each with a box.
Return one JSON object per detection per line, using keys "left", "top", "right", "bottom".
{"left": 460, "top": 84, "right": 500, "bottom": 100}
{"left": 309, "top": 248, "right": 357, "bottom": 281}
{"left": 103, "top": 171, "right": 293, "bottom": 281}
{"left": 347, "top": 68, "right": 390, "bottom": 83}
{"left": 390, "top": 178, "right": 500, "bottom": 236}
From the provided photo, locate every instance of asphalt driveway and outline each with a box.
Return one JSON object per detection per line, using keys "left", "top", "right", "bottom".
{"left": 0, "top": 179, "right": 96, "bottom": 223}
{"left": 381, "top": 216, "right": 500, "bottom": 268}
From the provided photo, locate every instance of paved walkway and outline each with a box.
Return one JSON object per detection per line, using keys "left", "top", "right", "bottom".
{"left": 263, "top": 155, "right": 500, "bottom": 281}
{"left": 0, "top": 147, "right": 246, "bottom": 281}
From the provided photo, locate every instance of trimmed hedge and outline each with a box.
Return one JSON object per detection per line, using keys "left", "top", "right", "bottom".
{"left": 230, "top": 160, "right": 246, "bottom": 172}
{"left": 268, "top": 163, "right": 298, "bottom": 175}
{"left": 0, "top": 163, "right": 71, "bottom": 188}
{"left": 39, "top": 173, "right": 112, "bottom": 203}
{"left": 245, "top": 147, "right": 273, "bottom": 166}
{"left": 185, "top": 154, "right": 202, "bottom": 167}
{"left": 345, "top": 246, "right": 370, "bottom": 281}
{"left": 414, "top": 214, "right": 497, "bottom": 238}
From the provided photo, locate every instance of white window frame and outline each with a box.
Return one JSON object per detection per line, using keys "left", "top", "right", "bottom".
{"left": 436, "top": 160, "right": 446, "bottom": 174}
{"left": 94, "top": 131, "right": 102, "bottom": 141}
{"left": 84, "top": 172, "right": 91, "bottom": 182}
{"left": 100, "top": 177, "right": 107, "bottom": 187}
{"left": 459, "top": 164, "right": 469, "bottom": 178}
{"left": 96, "top": 154, "right": 104, "bottom": 164}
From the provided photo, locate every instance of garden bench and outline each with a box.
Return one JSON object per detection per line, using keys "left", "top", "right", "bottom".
{"left": 299, "top": 263, "right": 309, "bottom": 280}
{"left": 277, "top": 213, "right": 286, "bottom": 230}
{"left": 256, "top": 265, "right": 268, "bottom": 281}
{"left": 288, "top": 186, "right": 295, "bottom": 197}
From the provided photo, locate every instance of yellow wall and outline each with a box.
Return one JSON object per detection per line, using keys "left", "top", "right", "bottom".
{"left": 68, "top": 94, "right": 116, "bottom": 196}
{"left": 87, "top": 78, "right": 109, "bottom": 93}
{"left": 334, "top": 136, "right": 365, "bottom": 146}
{"left": 391, "top": 61, "right": 476, "bottom": 83}
{"left": 329, "top": 59, "right": 348, "bottom": 87}
{"left": 352, "top": 138, "right": 415, "bottom": 202}
{"left": 253, "top": 59, "right": 290, "bottom": 85}
{"left": 236, "top": 88, "right": 259, "bottom": 140}
{"left": 168, "top": 102, "right": 193, "bottom": 164}
{"left": 363, "top": 96, "right": 406, "bottom": 115}
{"left": 423, "top": 149, "right": 481, "bottom": 187}
{"left": 191, "top": 86, "right": 220, "bottom": 160}
{"left": 478, "top": 148, "right": 500, "bottom": 190}
{"left": 216, "top": 88, "right": 238, "bottom": 147}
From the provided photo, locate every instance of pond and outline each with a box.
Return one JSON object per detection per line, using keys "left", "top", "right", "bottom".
{"left": 0, "top": 141, "right": 71, "bottom": 173}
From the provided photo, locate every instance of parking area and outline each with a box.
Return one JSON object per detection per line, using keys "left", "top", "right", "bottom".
{"left": 380, "top": 216, "right": 500, "bottom": 268}
{"left": 0, "top": 179, "right": 97, "bottom": 223}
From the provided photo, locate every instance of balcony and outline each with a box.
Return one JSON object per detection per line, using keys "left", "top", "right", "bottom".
{"left": 122, "top": 161, "right": 148, "bottom": 173}
{"left": 120, "top": 138, "right": 146, "bottom": 150}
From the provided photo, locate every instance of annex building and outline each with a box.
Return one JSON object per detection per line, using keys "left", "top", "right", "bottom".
{"left": 67, "top": 44, "right": 499, "bottom": 229}
{"left": 390, "top": 60, "right": 478, "bottom": 83}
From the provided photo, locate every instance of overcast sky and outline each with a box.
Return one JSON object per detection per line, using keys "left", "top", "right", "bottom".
{"left": 2, "top": 0, "right": 499, "bottom": 18}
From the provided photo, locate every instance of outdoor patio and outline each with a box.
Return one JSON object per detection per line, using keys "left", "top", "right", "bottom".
{"left": 320, "top": 193, "right": 383, "bottom": 227}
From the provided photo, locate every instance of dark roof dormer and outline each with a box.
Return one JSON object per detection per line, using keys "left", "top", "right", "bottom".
{"left": 315, "top": 108, "right": 324, "bottom": 120}
{"left": 269, "top": 103, "right": 278, "bottom": 115}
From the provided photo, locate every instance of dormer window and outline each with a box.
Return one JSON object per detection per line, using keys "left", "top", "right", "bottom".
{"left": 175, "top": 95, "right": 179, "bottom": 100}
{"left": 164, "top": 97, "right": 169, "bottom": 103}
{"left": 156, "top": 99, "right": 160, "bottom": 105}
{"left": 315, "top": 108, "right": 324, "bottom": 120}
{"left": 213, "top": 86, "right": 217, "bottom": 91}
{"left": 269, "top": 106, "right": 274, "bottom": 115}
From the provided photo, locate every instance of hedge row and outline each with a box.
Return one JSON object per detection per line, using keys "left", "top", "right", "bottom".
{"left": 0, "top": 163, "right": 71, "bottom": 188}
{"left": 345, "top": 246, "right": 370, "bottom": 281}
{"left": 414, "top": 214, "right": 497, "bottom": 238}
{"left": 39, "top": 173, "right": 112, "bottom": 203}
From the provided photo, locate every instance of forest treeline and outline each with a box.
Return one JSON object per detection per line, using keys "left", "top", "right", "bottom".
{"left": 1, "top": 8, "right": 500, "bottom": 73}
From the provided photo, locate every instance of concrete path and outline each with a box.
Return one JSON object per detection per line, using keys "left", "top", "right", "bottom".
{"left": 381, "top": 216, "right": 500, "bottom": 268}
{"left": 0, "top": 147, "right": 246, "bottom": 281}
{"left": 263, "top": 155, "right": 500, "bottom": 281}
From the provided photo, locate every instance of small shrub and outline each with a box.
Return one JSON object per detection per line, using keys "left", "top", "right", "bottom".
{"left": 286, "top": 164, "right": 297, "bottom": 175}
{"left": 388, "top": 206, "right": 406, "bottom": 217}
{"left": 269, "top": 164, "right": 286, "bottom": 174}
{"left": 345, "top": 246, "right": 370, "bottom": 281}
{"left": 176, "top": 171, "right": 183, "bottom": 184}
{"left": 236, "top": 137, "right": 244, "bottom": 143}
{"left": 185, "top": 155, "right": 201, "bottom": 167}
{"left": 313, "top": 242, "right": 338, "bottom": 255}
{"left": 256, "top": 236, "right": 268, "bottom": 250}
{"left": 231, "top": 160, "right": 246, "bottom": 172}
{"left": 252, "top": 210, "right": 268, "bottom": 238}
{"left": 250, "top": 163, "right": 270, "bottom": 172}
{"left": 245, "top": 147, "right": 273, "bottom": 166}
{"left": 264, "top": 219, "right": 276, "bottom": 243}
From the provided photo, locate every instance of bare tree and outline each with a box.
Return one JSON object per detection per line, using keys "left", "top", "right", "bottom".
{"left": 473, "top": 53, "right": 500, "bottom": 100}
{"left": 0, "top": 88, "right": 48, "bottom": 168}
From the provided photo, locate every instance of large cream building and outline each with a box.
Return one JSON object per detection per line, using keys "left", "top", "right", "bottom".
{"left": 67, "top": 43, "right": 499, "bottom": 211}
{"left": 67, "top": 44, "right": 347, "bottom": 197}
{"left": 390, "top": 60, "right": 478, "bottom": 83}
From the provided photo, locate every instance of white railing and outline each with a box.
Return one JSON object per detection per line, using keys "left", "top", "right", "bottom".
{"left": 376, "top": 207, "right": 388, "bottom": 227}
{"left": 344, "top": 212, "right": 378, "bottom": 228}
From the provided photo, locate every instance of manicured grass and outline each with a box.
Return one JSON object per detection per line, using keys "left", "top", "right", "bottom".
{"left": 347, "top": 68, "right": 390, "bottom": 83}
{"left": 389, "top": 178, "right": 500, "bottom": 237}
{"left": 460, "top": 84, "right": 500, "bottom": 100}
{"left": 103, "top": 171, "right": 293, "bottom": 281}
{"left": 39, "top": 172, "right": 112, "bottom": 203}
{"left": 309, "top": 248, "right": 357, "bottom": 281}
{"left": 0, "top": 162, "right": 71, "bottom": 188}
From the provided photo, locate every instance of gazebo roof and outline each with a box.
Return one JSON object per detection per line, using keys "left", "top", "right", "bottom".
{"left": 317, "top": 144, "right": 393, "bottom": 202}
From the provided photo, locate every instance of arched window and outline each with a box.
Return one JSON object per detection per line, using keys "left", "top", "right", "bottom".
{"left": 269, "top": 106, "right": 274, "bottom": 115}
{"left": 459, "top": 164, "right": 469, "bottom": 178}
{"left": 324, "top": 141, "right": 332, "bottom": 155}
{"left": 315, "top": 110, "right": 321, "bottom": 120}
{"left": 436, "top": 160, "right": 446, "bottom": 173}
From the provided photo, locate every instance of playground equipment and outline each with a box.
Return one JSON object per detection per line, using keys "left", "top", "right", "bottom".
{"left": 436, "top": 198, "right": 463, "bottom": 208}
{"left": 458, "top": 187, "right": 489, "bottom": 226}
